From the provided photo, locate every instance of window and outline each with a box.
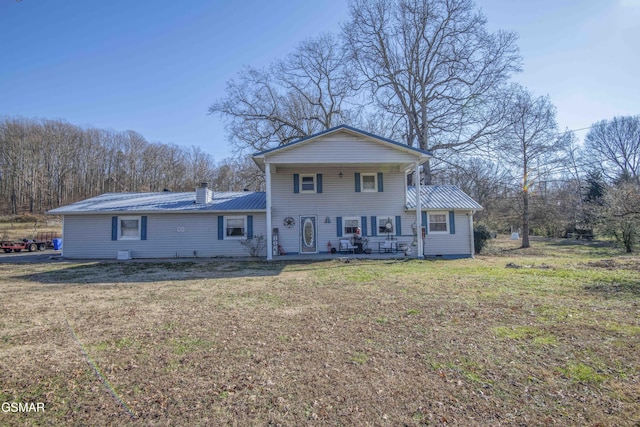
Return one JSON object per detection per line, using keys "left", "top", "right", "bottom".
{"left": 301, "top": 175, "right": 316, "bottom": 193}
{"left": 378, "top": 217, "right": 394, "bottom": 234}
{"left": 118, "top": 216, "right": 141, "bottom": 240}
{"left": 361, "top": 173, "right": 377, "bottom": 192}
{"left": 429, "top": 212, "right": 448, "bottom": 233}
{"left": 343, "top": 217, "right": 361, "bottom": 235}
{"left": 225, "top": 216, "right": 246, "bottom": 239}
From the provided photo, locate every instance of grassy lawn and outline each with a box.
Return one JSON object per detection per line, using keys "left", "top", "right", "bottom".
{"left": 0, "top": 237, "right": 638, "bottom": 426}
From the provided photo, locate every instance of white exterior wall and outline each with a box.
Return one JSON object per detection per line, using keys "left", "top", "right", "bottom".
{"left": 62, "top": 213, "right": 266, "bottom": 259}
{"left": 266, "top": 134, "right": 420, "bottom": 165}
{"left": 422, "top": 211, "right": 473, "bottom": 258}
{"left": 271, "top": 166, "right": 416, "bottom": 254}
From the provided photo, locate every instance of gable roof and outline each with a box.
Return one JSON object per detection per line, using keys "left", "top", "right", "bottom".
{"left": 48, "top": 191, "right": 266, "bottom": 215}
{"left": 252, "top": 125, "right": 431, "bottom": 168}
{"left": 406, "top": 186, "right": 483, "bottom": 211}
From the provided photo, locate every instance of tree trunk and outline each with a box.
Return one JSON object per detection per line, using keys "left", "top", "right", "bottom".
{"left": 521, "top": 190, "right": 530, "bottom": 248}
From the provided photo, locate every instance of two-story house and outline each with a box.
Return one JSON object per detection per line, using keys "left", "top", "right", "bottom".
{"left": 49, "top": 126, "right": 482, "bottom": 259}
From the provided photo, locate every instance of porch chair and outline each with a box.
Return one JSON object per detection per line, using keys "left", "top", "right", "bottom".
{"left": 338, "top": 239, "right": 357, "bottom": 254}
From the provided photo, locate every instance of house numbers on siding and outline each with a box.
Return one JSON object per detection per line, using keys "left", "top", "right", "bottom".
{"left": 176, "top": 227, "right": 186, "bottom": 233}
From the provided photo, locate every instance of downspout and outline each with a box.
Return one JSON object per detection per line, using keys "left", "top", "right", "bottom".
{"left": 415, "top": 161, "right": 423, "bottom": 259}
{"left": 265, "top": 162, "right": 273, "bottom": 261}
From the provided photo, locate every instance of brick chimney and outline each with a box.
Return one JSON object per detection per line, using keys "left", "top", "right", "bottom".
{"left": 195, "top": 182, "right": 213, "bottom": 204}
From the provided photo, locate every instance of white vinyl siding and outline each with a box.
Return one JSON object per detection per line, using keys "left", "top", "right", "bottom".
{"left": 270, "top": 166, "right": 409, "bottom": 253}
{"left": 61, "top": 213, "right": 266, "bottom": 259}
{"left": 423, "top": 211, "right": 472, "bottom": 257}
{"left": 264, "top": 133, "right": 421, "bottom": 165}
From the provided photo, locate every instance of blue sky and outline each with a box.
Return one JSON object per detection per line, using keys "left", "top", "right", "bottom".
{"left": 1, "top": 0, "right": 638, "bottom": 160}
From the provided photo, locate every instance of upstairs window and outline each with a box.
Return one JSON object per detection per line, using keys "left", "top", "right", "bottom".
{"left": 301, "top": 175, "right": 316, "bottom": 193}
{"left": 361, "top": 174, "right": 377, "bottom": 192}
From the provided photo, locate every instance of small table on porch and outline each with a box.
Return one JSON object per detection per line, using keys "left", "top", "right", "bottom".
{"left": 378, "top": 239, "right": 398, "bottom": 254}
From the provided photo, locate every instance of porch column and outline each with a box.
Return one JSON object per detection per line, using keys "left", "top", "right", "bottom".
{"left": 265, "top": 162, "right": 273, "bottom": 261}
{"left": 469, "top": 210, "right": 475, "bottom": 258}
{"left": 415, "top": 160, "right": 423, "bottom": 259}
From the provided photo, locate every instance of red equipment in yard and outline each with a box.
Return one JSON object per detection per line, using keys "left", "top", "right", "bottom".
{"left": 0, "top": 232, "right": 59, "bottom": 253}
{"left": 1, "top": 239, "right": 46, "bottom": 253}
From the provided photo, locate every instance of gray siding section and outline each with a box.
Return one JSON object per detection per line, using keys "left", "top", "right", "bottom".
{"left": 62, "top": 213, "right": 266, "bottom": 259}
{"left": 423, "top": 212, "right": 473, "bottom": 257}
{"left": 267, "top": 134, "right": 420, "bottom": 164}
{"left": 271, "top": 166, "right": 420, "bottom": 254}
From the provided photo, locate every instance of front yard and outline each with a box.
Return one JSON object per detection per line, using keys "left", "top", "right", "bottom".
{"left": 0, "top": 238, "right": 638, "bottom": 425}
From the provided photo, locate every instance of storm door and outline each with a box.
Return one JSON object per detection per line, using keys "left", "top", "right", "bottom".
{"left": 300, "top": 215, "right": 317, "bottom": 254}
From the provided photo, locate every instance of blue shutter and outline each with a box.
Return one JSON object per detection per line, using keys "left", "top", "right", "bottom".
{"left": 247, "top": 215, "right": 253, "bottom": 239}
{"left": 111, "top": 216, "right": 118, "bottom": 240}
{"left": 371, "top": 216, "right": 377, "bottom": 237}
{"left": 377, "top": 172, "right": 384, "bottom": 192}
{"left": 422, "top": 211, "right": 428, "bottom": 235}
{"left": 293, "top": 174, "right": 300, "bottom": 193}
{"left": 317, "top": 174, "right": 323, "bottom": 193}
{"left": 449, "top": 211, "right": 456, "bottom": 234}
{"left": 355, "top": 173, "right": 361, "bottom": 192}
{"left": 395, "top": 216, "right": 402, "bottom": 236}
{"left": 218, "top": 216, "right": 224, "bottom": 240}
{"left": 141, "top": 216, "right": 147, "bottom": 240}
{"left": 361, "top": 216, "right": 367, "bottom": 237}
{"left": 336, "top": 217, "right": 343, "bottom": 237}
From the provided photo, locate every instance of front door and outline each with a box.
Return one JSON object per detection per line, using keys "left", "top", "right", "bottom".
{"left": 300, "top": 215, "right": 317, "bottom": 254}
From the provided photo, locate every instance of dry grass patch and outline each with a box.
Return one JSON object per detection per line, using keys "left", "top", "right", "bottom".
{"left": 0, "top": 238, "right": 639, "bottom": 425}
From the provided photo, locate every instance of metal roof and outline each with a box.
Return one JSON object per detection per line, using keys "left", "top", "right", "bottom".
{"left": 406, "top": 186, "right": 483, "bottom": 211}
{"left": 48, "top": 191, "right": 266, "bottom": 214}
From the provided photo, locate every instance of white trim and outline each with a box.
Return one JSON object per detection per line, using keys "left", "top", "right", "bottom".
{"left": 468, "top": 211, "right": 475, "bottom": 258}
{"left": 118, "top": 216, "right": 141, "bottom": 240}
{"left": 224, "top": 215, "right": 247, "bottom": 240}
{"left": 266, "top": 162, "right": 273, "bottom": 260}
{"left": 415, "top": 161, "right": 423, "bottom": 258}
{"left": 428, "top": 211, "right": 449, "bottom": 234}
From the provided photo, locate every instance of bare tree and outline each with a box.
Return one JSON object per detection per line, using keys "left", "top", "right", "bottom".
{"left": 601, "top": 180, "right": 640, "bottom": 253}
{"left": 209, "top": 33, "right": 361, "bottom": 154}
{"left": 584, "top": 115, "right": 640, "bottom": 183}
{"left": 343, "top": 0, "right": 521, "bottom": 182}
{"left": 0, "top": 117, "right": 232, "bottom": 214}
{"left": 498, "top": 86, "right": 565, "bottom": 248}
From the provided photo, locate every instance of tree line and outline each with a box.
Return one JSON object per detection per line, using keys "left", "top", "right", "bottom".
{"left": 0, "top": 117, "right": 262, "bottom": 215}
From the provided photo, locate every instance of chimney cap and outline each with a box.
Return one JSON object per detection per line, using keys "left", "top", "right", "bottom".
{"left": 200, "top": 182, "right": 208, "bottom": 188}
